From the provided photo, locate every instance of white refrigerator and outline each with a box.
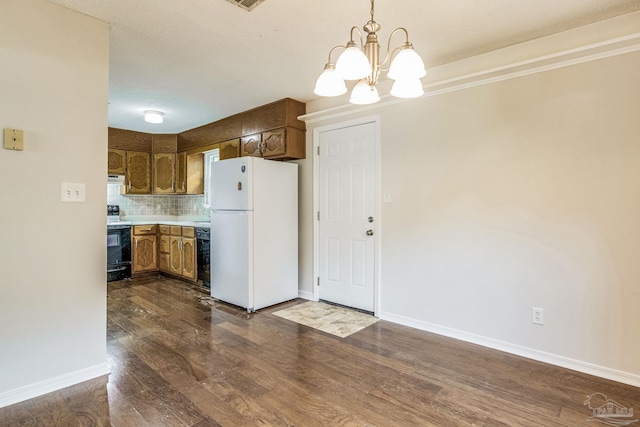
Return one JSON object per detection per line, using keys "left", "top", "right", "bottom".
{"left": 210, "top": 156, "right": 298, "bottom": 312}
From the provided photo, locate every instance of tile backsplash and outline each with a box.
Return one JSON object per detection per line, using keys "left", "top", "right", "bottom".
{"left": 107, "top": 184, "right": 208, "bottom": 217}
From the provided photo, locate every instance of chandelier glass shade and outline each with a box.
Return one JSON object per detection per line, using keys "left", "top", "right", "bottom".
{"left": 313, "top": 63, "right": 347, "bottom": 97}
{"left": 314, "top": 0, "right": 426, "bottom": 104}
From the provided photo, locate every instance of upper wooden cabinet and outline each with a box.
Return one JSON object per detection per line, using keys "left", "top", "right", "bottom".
{"left": 109, "top": 128, "right": 152, "bottom": 151}
{"left": 108, "top": 99, "right": 306, "bottom": 182}
{"left": 108, "top": 149, "right": 126, "bottom": 175}
{"left": 178, "top": 115, "right": 242, "bottom": 153}
{"left": 219, "top": 139, "right": 240, "bottom": 160}
{"left": 176, "top": 151, "right": 187, "bottom": 194}
{"left": 241, "top": 134, "right": 262, "bottom": 157}
{"left": 240, "top": 127, "right": 305, "bottom": 160}
{"left": 126, "top": 151, "right": 151, "bottom": 194}
{"left": 186, "top": 153, "right": 204, "bottom": 194}
{"left": 241, "top": 98, "right": 306, "bottom": 136}
{"left": 175, "top": 98, "right": 306, "bottom": 159}
{"left": 263, "top": 128, "right": 305, "bottom": 159}
{"left": 153, "top": 153, "right": 176, "bottom": 194}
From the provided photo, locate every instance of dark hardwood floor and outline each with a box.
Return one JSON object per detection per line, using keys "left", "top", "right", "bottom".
{"left": 2, "top": 276, "right": 639, "bottom": 426}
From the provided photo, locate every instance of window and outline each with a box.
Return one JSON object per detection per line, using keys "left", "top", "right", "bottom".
{"left": 202, "top": 148, "right": 219, "bottom": 208}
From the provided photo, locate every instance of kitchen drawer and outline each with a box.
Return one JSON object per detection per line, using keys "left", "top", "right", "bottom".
{"left": 159, "top": 225, "right": 171, "bottom": 234}
{"left": 171, "top": 226, "right": 182, "bottom": 235}
{"left": 182, "top": 227, "right": 195, "bottom": 238}
{"left": 159, "top": 234, "right": 170, "bottom": 253}
{"left": 133, "top": 225, "right": 157, "bottom": 235}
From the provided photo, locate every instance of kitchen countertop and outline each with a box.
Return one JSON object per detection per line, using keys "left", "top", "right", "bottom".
{"left": 130, "top": 220, "right": 211, "bottom": 229}
{"left": 109, "top": 215, "right": 211, "bottom": 229}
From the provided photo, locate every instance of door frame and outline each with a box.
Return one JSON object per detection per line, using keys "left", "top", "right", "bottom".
{"left": 312, "top": 115, "right": 381, "bottom": 316}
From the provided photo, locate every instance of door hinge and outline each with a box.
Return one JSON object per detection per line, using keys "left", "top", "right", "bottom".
{"left": 317, "top": 146, "right": 320, "bottom": 156}
{"left": 317, "top": 211, "right": 320, "bottom": 221}
{"left": 317, "top": 277, "right": 320, "bottom": 287}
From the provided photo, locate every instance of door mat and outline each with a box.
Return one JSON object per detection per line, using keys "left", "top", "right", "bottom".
{"left": 272, "top": 301, "right": 379, "bottom": 338}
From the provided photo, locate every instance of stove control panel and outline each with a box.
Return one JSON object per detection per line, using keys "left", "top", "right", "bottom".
{"left": 107, "top": 205, "right": 120, "bottom": 220}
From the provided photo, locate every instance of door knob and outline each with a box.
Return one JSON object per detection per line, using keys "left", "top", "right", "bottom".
{"left": 366, "top": 229, "right": 374, "bottom": 236}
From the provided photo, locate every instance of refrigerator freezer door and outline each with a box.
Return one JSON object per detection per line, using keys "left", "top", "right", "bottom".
{"left": 210, "top": 210, "right": 253, "bottom": 310}
{"left": 211, "top": 157, "right": 253, "bottom": 211}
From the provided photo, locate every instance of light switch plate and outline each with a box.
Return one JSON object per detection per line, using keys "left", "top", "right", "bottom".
{"left": 61, "top": 182, "right": 86, "bottom": 203}
{"left": 4, "top": 128, "right": 24, "bottom": 151}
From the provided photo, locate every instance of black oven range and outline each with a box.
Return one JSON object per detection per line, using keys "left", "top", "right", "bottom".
{"left": 107, "top": 205, "right": 132, "bottom": 282}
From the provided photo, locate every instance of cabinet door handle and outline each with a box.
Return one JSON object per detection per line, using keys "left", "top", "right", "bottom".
{"left": 135, "top": 238, "right": 138, "bottom": 248}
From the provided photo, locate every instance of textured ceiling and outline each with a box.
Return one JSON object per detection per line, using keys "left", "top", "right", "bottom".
{"left": 46, "top": 0, "right": 640, "bottom": 133}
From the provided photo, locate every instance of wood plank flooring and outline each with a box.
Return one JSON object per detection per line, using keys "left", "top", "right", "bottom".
{"left": 2, "top": 275, "right": 639, "bottom": 426}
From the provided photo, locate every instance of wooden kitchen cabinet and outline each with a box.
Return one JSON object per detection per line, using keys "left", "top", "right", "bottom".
{"left": 108, "top": 149, "right": 126, "bottom": 175}
{"left": 126, "top": 151, "right": 151, "bottom": 194}
{"left": 176, "top": 151, "right": 187, "bottom": 194}
{"left": 132, "top": 225, "right": 158, "bottom": 274}
{"left": 262, "top": 128, "right": 287, "bottom": 158}
{"left": 169, "top": 226, "right": 196, "bottom": 280}
{"left": 153, "top": 152, "right": 176, "bottom": 194}
{"left": 241, "top": 134, "right": 262, "bottom": 157}
{"left": 158, "top": 225, "right": 171, "bottom": 272}
{"left": 263, "top": 127, "right": 305, "bottom": 159}
{"left": 239, "top": 127, "right": 305, "bottom": 160}
{"left": 186, "top": 153, "right": 204, "bottom": 194}
{"left": 219, "top": 139, "right": 240, "bottom": 160}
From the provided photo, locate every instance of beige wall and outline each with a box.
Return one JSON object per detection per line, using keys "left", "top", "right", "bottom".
{"left": 0, "top": 0, "right": 109, "bottom": 404}
{"left": 302, "top": 14, "right": 640, "bottom": 382}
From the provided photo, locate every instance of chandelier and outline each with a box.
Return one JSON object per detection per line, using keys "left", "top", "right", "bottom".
{"left": 314, "top": 0, "right": 426, "bottom": 105}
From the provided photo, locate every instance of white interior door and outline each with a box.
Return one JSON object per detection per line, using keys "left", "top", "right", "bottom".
{"left": 318, "top": 121, "right": 377, "bottom": 312}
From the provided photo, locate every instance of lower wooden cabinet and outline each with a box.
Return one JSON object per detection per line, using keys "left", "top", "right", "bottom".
{"left": 158, "top": 225, "right": 171, "bottom": 272}
{"left": 132, "top": 225, "right": 158, "bottom": 273}
{"left": 160, "top": 225, "right": 196, "bottom": 281}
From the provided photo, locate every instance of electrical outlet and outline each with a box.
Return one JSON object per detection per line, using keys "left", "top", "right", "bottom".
{"left": 532, "top": 307, "right": 544, "bottom": 325}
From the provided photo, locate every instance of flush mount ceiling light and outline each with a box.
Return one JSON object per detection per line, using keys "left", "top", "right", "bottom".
{"left": 144, "top": 110, "right": 164, "bottom": 124}
{"left": 314, "top": 0, "right": 426, "bottom": 105}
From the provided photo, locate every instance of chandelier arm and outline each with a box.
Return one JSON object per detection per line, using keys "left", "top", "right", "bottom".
{"left": 327, "top": 45, "right": 346, "bottom": 63}
{"left": 349, "top": 26, "right": 365, "bottom": 47}
{"left": 379, "top": 27, "right": 410, "bottom": 71}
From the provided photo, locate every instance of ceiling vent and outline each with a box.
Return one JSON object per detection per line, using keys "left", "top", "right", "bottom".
{"left": 226, "top": 0, "right": 265, "bottom": 11}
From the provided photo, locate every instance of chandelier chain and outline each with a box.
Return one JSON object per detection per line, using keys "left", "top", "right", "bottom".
{"left": 370, "top": 0, "right": 375, "bottom": 22}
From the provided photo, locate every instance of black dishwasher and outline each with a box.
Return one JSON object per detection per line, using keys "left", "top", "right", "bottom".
{"left": 195, "top": 227, "right": 210, "bottom": 288}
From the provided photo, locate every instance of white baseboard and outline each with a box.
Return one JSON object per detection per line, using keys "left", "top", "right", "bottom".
{"left": 0, "top": 362, "right": 111, "bottom": 408}
{"left": 379, "top": 311, "right": 640, "bottom": 388}
{"left": 298, "top": 289, "right": 315, "bottom": 301}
